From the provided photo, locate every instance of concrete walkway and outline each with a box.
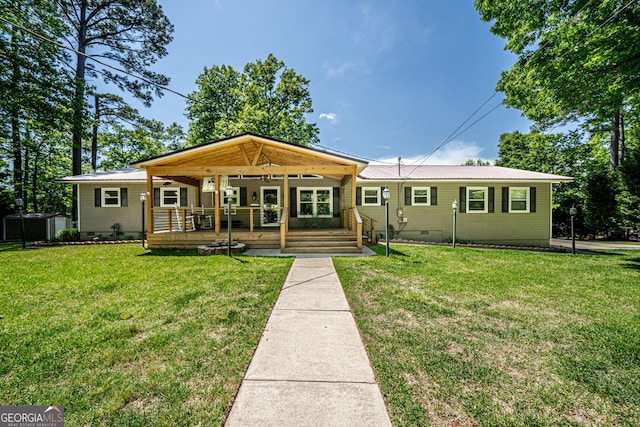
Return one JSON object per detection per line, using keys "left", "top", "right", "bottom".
{"left": 224, "top": 257, "right": 392, "bottom": 427}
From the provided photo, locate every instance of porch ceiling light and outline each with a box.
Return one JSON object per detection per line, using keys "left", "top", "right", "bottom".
{"left": 382, "top": 187, "right": 391, "bottom": 201}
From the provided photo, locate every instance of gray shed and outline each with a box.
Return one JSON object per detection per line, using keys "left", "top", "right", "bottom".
{"left": 3, "top": 213, "right": 71, "bottom": 242}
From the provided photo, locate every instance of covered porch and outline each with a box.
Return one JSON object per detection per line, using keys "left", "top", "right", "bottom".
{"left": 133, "top": 133, "right": 369, "bottom": 251}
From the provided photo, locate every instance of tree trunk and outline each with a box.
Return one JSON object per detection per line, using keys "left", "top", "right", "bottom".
{"left": 92, "top": 94, "right": 99, "bottom": 171}
{"left": 619, "top": 111, "right": 625, "bottom": 164}
{"left": 32, "top": 139, "right": 45, "bottom": 214}
{"left": 10, "top": 30, "right": 23, "bottom": 203}
{"left": 71, "top": 0, "right": 88, "bottom": 222}
{"left": 610, "top": 113, "right": 620, "bottom": 171}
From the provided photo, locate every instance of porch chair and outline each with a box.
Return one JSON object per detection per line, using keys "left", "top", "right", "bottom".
{"left": 174, "top": 204, "right": 196, "bottom": 232}
{"left": 199, "top": 206, "right": 213, "bottom": 229}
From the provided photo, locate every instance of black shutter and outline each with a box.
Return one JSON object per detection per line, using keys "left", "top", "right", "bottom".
{"left": 404, "top": 187, "right": 412, "bottom": 205}
{"left": 240, "top": 187, "right": 247, "bottom": 206}
{"left": 153, "top": 188, "right": 160, "bottom": 207}
{"left": 380, "top": 187, "right": 385, "bottom": 206}
{"left": 502, "top": 187, "right": 509, "bottom": 213}
{"left": 431, "top": 187, "right": 437, "bottom": 206}
{"left": 120, "top": 188, "right": 128, "bottom": 207}
{"left": 530, "top": 186, "right": 537, "bottom": 213}
{"left": 333, "top": 187, "right": 340, "bottom": 217}
{"left": 459, "top": 187, "right": 466, "bottom": 213}
{"left": 179, "top": 188, "right": 187, "bottom": 207}
{"left": 488, "top": 187, "right": 494, "bottom": 213}
{"left": 95, "top": 188, "right": 102, "bottom": 207}
{"left": 290, "top": 187, "right": 297, "bottom": 217}
{"left": 356, "top": 187, "right": 362, "bottom": 205}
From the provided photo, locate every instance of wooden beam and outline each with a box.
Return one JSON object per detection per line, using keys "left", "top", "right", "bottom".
{"left": 251, "top": 143, "right": 264, "bottom": 166}
{"left": 239, "top": 144, "right": 251, "bottom": 166}
{"left": 148, "top": 165, "right": 356, "bottom": 176}
{"left": 156, "top": 175, "right": 200, "bottom": 188}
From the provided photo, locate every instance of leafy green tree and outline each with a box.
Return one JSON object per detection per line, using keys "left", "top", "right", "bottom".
{"left": 59, "top": 0, "right": 174, "bottom": 219}
{"left": 0, "top": 0, "right": 69, "bottom": 206}
{"left": 186, "top": 54, "right": 319, "bottom": 146}
{"left": 463, "top": 159, "right": 492, "bottom": 166}
{"left": 98, "top": 120, "right": 185, "bottom": 170}
{"left": 475, "top": 0, "right": 640, "bottom": 170}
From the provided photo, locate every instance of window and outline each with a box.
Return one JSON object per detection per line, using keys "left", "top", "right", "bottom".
{"left": 221, "top": 187, "right": 240, "bottom": 207}
{"left": 412, "top": 187, "right": 430, "bottom": 206}
{"left": 160, "top": 187, "right": 179, "bottom": 207}
{"left": 362, "top": 187, "right": 380, "bottom": 206}
{"left": 467, "top": 187, "right": 488, "bottom": 213}
{"left": 509, "top": 187, "right": 529, "bottom": 213}
{"left": 297, "top": 188, "right": 333, "bottom": 217}
{"left": 102, "top": 188, "right": 121, "bottom": 207}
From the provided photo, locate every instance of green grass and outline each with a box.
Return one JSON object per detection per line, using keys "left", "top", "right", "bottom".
{"left": 334, "top": 245, "right": 640, "bottom": 426}
{"left": 0, "top": 244, "right": 292, "bottom": 426}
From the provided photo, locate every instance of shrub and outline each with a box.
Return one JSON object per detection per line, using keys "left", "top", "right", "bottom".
{"left": 55, "top": 228, "right": 79, "bottom": 242}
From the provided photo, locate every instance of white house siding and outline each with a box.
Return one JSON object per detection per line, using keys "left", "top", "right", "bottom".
{"left": 347, "top": 181, "right": 552, "bottom": 246}
{"left": 79, "top": 183, "right": 196, "bottom": 239}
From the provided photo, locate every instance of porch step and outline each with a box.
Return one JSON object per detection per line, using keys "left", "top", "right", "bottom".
{"left": 281, "top": 246, "right": 362, "bottom": 254}
{"left": 282, "top": 230, "right": 360, "bottom": 254}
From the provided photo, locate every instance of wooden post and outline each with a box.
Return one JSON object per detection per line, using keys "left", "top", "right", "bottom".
{"left": 214, "top": 174, "right": 221, "bottom": 232}
{"left": 147, "top": 173, "right": 153, "bottom": 233}
{"left": 250, "top": 208, "right": 254, "bottom": 232}
{"left": 284, "top": 174, "right": 289, "bottom": 232}
{"left": 351, "top": 168, "right": 357, "bottom": 233}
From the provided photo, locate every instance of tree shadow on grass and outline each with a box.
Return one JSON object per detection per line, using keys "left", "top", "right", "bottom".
{"left": 621, "top": 256, "right": 640, "bottom": 271}
{"left": 139, "top": 249, "right": 251, "bottom": 263}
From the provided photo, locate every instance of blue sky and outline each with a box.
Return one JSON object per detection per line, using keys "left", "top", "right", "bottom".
{"left": 138, "top": 0, "right": 533, "bottom": 164}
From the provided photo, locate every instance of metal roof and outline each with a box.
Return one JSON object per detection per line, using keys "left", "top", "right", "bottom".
{"left": 56, "top": 168, "right": 156, "bottom": 183}
{"left": 57, "top": 164, "right": 574, "bottom": 184}
{"left": 358, "top": 165, "right": 573, "bottom": 182}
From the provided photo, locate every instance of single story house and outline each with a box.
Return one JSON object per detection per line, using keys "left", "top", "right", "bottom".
{"left": 58, "top": 133, "right": 572, "bottom": 253}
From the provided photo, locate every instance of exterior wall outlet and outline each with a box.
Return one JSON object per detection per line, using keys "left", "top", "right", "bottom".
{"left": 402, "top": 217, "right": 408, "bottom": 223}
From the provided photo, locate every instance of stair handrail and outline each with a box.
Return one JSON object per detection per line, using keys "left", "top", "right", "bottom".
{"left": 358, "top": 211, "right": 378, "bottom": 244}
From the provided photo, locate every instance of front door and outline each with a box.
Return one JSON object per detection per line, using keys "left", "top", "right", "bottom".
{"left": 261, "top": 186, "right": 280, "bottom": 227}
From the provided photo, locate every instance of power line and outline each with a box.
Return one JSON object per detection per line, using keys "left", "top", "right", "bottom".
{"left": 0, "top": 15, "right": 191, "bottom": 102}
{"left": 403, "top": 0, "right": 628, "bottom": 177}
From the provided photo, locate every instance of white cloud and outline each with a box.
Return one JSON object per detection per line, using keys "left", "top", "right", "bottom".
{"left": 319, "top": 112, "right": 337, "bottom": 121}
{"left": 322, "top": 61, "right": 368, "bottom": 79}
{"left": 372, "top": 140, "right": 495, "bottom": 165}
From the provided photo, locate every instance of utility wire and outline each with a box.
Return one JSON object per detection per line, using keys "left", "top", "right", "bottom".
{"left": 402, "top": 0, "right": 628, "bottom": 177}
{"left": 0, "top": 14, "right": 191, "bottom": 102}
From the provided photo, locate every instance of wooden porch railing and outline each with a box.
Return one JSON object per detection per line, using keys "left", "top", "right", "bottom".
{"left": 352, "top": 208, "right": 363, "bottom": 249}
{"left": 342, "top": 208, "right": 377, "bottom": 244}
{"left": 151, "top": 206, "right": 282, "bottom": 233}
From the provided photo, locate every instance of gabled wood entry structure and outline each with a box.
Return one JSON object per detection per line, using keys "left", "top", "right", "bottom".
{"left": 132, "top": 133, "right": 369, "bottom": 250}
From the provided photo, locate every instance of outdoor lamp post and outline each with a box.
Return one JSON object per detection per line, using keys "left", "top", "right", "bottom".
{"left": 140, "top": 193, "right": 147, "bottom": 248}
{"left": 16, "top": 197, "right": 25, "bottom": 249}
{"left": 382, "top": 187, "right": 391, "bottom": 257}
{"left": 452, "top": 199, "right": 458, "bottom": 248}
{"left": 570, "top": 205, "right": 578, "bottom": 255}
{"left": 225, "top": 184, "right": 234, "bottom": 256}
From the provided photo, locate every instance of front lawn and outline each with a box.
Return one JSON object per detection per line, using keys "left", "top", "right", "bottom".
{"left": 0, "top": 244, "right": 292, "bottom": 426}
{"left": 334, "top": 245, "right": 640, "bottom": 426}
